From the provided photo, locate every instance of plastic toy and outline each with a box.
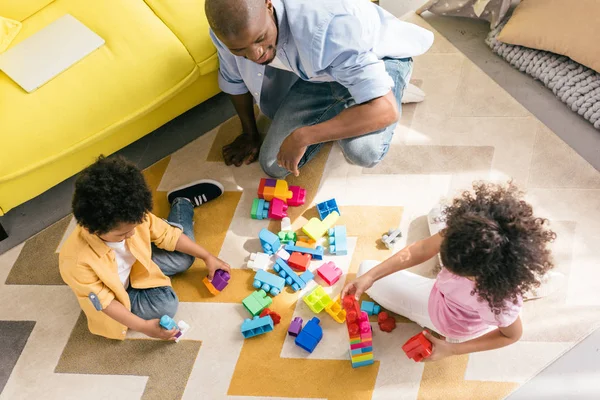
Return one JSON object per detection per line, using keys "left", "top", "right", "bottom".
{"left": 288, "top": 252, "right": 312, "bottom": 271}
{"left": 247, "top": 252, "right": 271, "bottom": 270}
{"left": 159, "top": 315, "right": 191, "bottom": 343}
{"left": 258, "top": 178, "right": 275, "bottom": 199}
{"left": 243, "top": 289, "right": 273, "bottom": 316}
{"left": 281, "top": 217, "right": 292, "bottom": 231}
{"left": 325, "top": 297, "right": 346, "bottom": 323}
{"left": 268, "top": 198, "right": 288, "bottom": 219}
{"left": 302, "top": 211, "right": 339, "bottom": 240}
{"left": 273, "top": 258, "right": 314, "bottom": 291}
{"left": 288, "top": 317, "right": 303, "bottom": 336}
{"left": 402, "top": 332, "right": 432, "bottom": 362}
{"left": 316, "top": 198, "right": 341, "bottom": 220}
{"left": 258, "top": 178, "right": 293, "bottom": 203}
{"left": 288, "top": 185, "right": 306, "bottom": 206}
{"left": 381, "top": 228, "right": 402, "bottom": 249}
{"left": 241, "top": 315, "right": 274, "bottom": 338}
{"left": 360, "top": 301, "right": 381, "bottom": 316}
{"left": 303, "top": 285, "right": 333, "bottom": 313}
{"left": 295, "top": 317, "right": 323, "bottom": 353}
{"left": 283, "top": 244, "right": 324, "bottom": 260}
{"left": 259, "top": 308, "right": 281, "bottom": 325}
{"left": 253, "top": 270, "right": 285, "bottom": 296}
{"left": 377, "top": 311, "right": 396, "bottom": 332}
{"left": 259, "top": 228, "right": 281, "bottom": 255}
{"left": 296, "top": 236, "right": 316, "bottom": 244}
{"left": 278, "top": 231, "right": 297, "bottom": 244}
{"left": 293, "top": 240, "right": 316, "bottom": 249}
{"left": 317, "top": 262, "right": 342, "bottom": 286}
{"left": 251, "top": 198, "right": 270, "bottom": 220}
{"left": 343, "top": 296, "right": 374, "bottom": 368}
{"left": 203, "top": 269, "right": 230, "bottom": 295}
{"left": 328, "top": 225, "right": 348, "bottom": 255}
{"left": 276, "top": 248, "right": 290, "bottom": 261}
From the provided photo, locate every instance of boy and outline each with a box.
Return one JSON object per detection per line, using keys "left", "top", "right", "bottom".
{"left": 59, "top": 156, "right": 230, "bottom": 340}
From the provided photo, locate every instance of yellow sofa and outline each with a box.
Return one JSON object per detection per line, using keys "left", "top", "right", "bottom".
{"left": 0, "top": 0, "right": 220, "bottom": 233}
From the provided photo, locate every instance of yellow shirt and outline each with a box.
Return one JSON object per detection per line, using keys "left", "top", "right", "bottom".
{"left": 59, "top": 212, "right": 183, "bottom": 340}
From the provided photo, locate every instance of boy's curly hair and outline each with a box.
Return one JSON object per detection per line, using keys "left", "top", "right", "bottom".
{"left": 439, "top": 182, "right": 556, "bottom": 314}
{"left": 72, "top": 156, "right": 152, "bottom": 235}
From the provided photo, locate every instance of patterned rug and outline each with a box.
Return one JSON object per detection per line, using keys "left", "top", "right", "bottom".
{"left": 2, "top": 14, "right": 600, "bottom": 400}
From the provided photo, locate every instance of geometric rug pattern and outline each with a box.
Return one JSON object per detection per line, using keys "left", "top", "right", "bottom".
{"left": 1, "top": 14, "right": 599, "bottom": 399}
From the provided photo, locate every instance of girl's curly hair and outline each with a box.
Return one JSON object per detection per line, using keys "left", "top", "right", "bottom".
{"left": 439, "top": 182, "right": 556, "bottom": 314}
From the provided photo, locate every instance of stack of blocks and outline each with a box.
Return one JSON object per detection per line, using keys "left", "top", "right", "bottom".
{"left": 343, "top": 296, "right": 374, "bottom": 368}
{"left": 252, "top": 178, "right": 306, "bottom": 220}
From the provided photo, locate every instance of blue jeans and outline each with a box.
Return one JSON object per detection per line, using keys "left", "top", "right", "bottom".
{"left": 127, "top": 198, "right": 195, "bottom": 320}
{"left": 259, "top": 58, "right": 413, "bottom": 178}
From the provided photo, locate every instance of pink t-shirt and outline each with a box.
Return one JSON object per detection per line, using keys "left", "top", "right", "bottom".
{"left": 428, "top": 268, "right": 522, "bottom": 339}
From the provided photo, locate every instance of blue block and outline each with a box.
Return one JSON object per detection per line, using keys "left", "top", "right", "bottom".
{"left": 328, "top": 225, "right": 348, "bottom": 256}
{"left": 295, "top": 317, "right": 323, "bottom": 353}
{"left": 273, "top": 258, "right": 307, "bottom": 291}
{"left": 159, "top": 315, "right": 178, "bottom": 330}
{"left": 253, "top": 199, "right": 269, "bottom": 220}
{"left": 253, "top": 270, "right": 285, "bottom": 296}
{"left": 241, "top": 315, "right": 274, "bottom": 338}
{"left": 299, "top": 270, "right": 314, "bottom": 286}
{"left": 259, "top": 228, "right": 281, "bottom": 255}
{"left": 316, "top": 198, "right": 340, "bottom": 220}
{"left": 351, "top": 359, "right": 375, "bottom": 368}
{"left": 360, "top": 301, "right": 381, "bottom": 316}
{"left": 350, "top": 347, "right": 373, "bottom": 356}
{"left": 283, "top": 244, "right": 324, "bottom": 260}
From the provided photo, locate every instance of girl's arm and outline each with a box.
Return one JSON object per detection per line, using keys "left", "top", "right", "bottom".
{"left": 423, "top": 316, "right": 523, "bottom": 361}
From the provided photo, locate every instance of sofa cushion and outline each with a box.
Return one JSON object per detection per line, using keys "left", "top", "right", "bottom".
{"left": 0, "top": 0, "right": 55, "bottom": 22}
{"left": 0, "top": 0, "right": 197, "bottom": 184}
{"left": 143, "top": 0, "right": 218, "bottom": 74}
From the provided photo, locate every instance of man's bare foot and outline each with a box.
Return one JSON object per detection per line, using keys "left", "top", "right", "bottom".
{"left": 222, "top": 133, "right": 261, "bottom": 167}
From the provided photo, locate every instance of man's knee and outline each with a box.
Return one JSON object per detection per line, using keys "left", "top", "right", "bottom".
{"left": 259, "top": 150, "right": 289, "bottom": 179}
{"left": 342, "top": 139, "right": 386, "bottom": 168}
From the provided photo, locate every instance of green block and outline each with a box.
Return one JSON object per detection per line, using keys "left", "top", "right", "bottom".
{"left": 251, "top": 199, "right": 259, "bottom": 219}
{"left": 278, "top": 231, "right": 297, "bottom": 244}
{"left": 242, "top": 289, "right": 273, "bottom": 316}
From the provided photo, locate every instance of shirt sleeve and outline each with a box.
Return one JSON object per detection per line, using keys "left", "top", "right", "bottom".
{"left": 479, "top": 296, "right": 523, "bottom": 328}
{"left": 59, "top": 257, "right": 115, "bottom": 310}
{"left": 209, "top": 29, "right": 249, "bottom": 95}
{"left": 312, "top": 14, "right": 394, "bottom": 105}
{"left": 147, "top": 212, "right": 183, "bottom": 252}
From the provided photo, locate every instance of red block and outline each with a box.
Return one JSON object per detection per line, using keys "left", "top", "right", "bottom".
{"left": 342, "top": 296, "right": 360, "bottom": 322}
{"left": 377, "top": 312, "right": 397, "bottom": 333}
{"left": 287, "top": 252, "right": 311, "bottom": 271}
{"left": 402, "top": 332, "right": 432, "bottom": 362}
{"left": 259, "top": 308, "right": 281, "bottom": 325}
{"left": 268, "top": 198, "right": 288, "bottom": 219}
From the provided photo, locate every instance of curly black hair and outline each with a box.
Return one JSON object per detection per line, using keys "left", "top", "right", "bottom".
{"left": 72, "top": 156, "right": 152, "bottom": 235}
{"left": 439, "top": 182, "right": 556, "bottom": 314}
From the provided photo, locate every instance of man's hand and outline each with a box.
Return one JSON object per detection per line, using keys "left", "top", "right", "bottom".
{"left": 205, "top": 255, "right": 231, "bottom": 280}
{"left": 142, "top": 319, "right": 179, "bottom": 341}
{"left": 223, "top": 133, "right": 261, "bottom": 167}
{"left": 422, "top": 331, "right": 455, "bottom": 362}
{"left": 277, "top": 129, "right": 308, "bottom": 176}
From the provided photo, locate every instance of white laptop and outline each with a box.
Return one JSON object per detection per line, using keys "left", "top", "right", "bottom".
{"left": 0, "top": 14, "right": 105, "bottom": 93}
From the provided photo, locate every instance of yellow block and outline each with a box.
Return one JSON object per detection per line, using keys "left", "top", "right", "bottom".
{"left": 352, "top": 353, "right": 374, "bottom": 363}
{"left": 302, "top": 211, "right": 340, "bottom": 240}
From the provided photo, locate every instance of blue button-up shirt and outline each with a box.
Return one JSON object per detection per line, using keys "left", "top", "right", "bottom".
{"left": 210, "top": 0, "right": 433, "bottom": 119}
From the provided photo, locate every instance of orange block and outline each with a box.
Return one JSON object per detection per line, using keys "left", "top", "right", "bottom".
{"left": 203, "top": 277, "right": 220, "bottom": 296}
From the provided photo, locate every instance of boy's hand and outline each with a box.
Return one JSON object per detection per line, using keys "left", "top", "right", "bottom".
{"left": 143, "top": 319, "right": 179, "bottom": 340}
{"left": 422, "top": 331, "right": 455, "bottom": 362}
{"left": 341, "top": 274, "right": 374, "bottom": 300}
{"left": 205, "top": 255, "right": 231, "bottom": 280}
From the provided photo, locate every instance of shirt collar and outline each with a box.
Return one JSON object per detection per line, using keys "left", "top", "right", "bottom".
{"left": 79, "top": 225, "right": 112, "bottom": 257}
{"left": 271, "top": 0, "right": 289, "bottom": 52}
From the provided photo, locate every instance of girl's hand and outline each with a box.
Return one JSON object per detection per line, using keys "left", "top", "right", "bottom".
{"left": 422, "top": 330, "right": 455, "bottom": 362}
{"left": 205, "top": 255, "right": 231, "bottom": 280}
{"left": 341, "top": 274, "right": 375, "bottom": 300}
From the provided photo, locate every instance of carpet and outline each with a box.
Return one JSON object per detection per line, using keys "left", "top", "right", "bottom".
{"left": 1, "top": 14, "right": 600, "bottom": 400}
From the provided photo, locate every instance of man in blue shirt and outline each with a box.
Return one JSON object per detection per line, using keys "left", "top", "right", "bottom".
{"left": 205, "top": 0, "right": 433, "bottom": 177}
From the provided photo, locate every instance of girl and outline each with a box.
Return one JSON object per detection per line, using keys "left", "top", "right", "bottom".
{"left": 342, "top": 182, "right": 561, "bottom": 361}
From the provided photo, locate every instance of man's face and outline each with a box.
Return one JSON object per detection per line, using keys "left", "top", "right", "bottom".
{"left": 98, "top": 222, "right": 138, "bottom": 243}
{"left": 220, "top": 0, "right": 278, "bottom": 65}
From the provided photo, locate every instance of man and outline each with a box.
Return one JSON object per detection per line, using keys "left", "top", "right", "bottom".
{"left": 206, "top": 0, "right": 433, "bottom": 177}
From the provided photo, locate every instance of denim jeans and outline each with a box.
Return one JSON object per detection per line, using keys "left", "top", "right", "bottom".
{"left": 259, "top": 58, "right": 413, "bottom": 178}
{"left": 127, "top": 198, "right": 195, "bottom": 320}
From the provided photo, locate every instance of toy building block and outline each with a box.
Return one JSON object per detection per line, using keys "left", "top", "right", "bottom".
{"left": 343, "top": 296, "right": 361, "bottom": 323}
{"left": 360, "top": 301, "right": 381, "bottom": 316}
{"left": 316, "top": 198, "right": 341, "bottom": 220}
{"left": 284, "top": 244, "right": 324, "bottom": 260}
{"left": 273, "top": 180, "right": 293, "bottom": 203}
{"left": 259, "top": 228, "right": 281, "bottom": 255}
{"left": 273, "top": 258, "right": 313, "bottom": 291}
{"left": 278, "top": 231, "right": 297, "bottom": 244}
{"left": 402, "top": 332, "right": 432, "bottom": 362}
{"left": 317, "top": 262, "right": 342, "bottom": 286}
{"left": 288, "top": 317, "right": 303, "bottom": 336}
{"left": 382, "top": 228, "right": 402, "bottom": 249}
{"left": 243, "top": 289, "right": 273, "bottom": 316}
{"left": 328, "top": 225, "right": 348, "bottom": 256}
{"left": 302, "top": 211, "right": 340, "bottom": 240}
{"left": 281, "top": 217, "right": 292, "bottom": 231}
{"left": 253, "top": 270, "right": 286, "bottom": 296}
{"left": 203, "top": 278, "right": 220, "bottom": 296}
{"left": 247, "top": 252, "right": 271, "bottom": 270}
{"left": 241, "top": 315, "right": 274, "bottom": 338}
{"left": 303, "top": 285, "right": 333, "bottom": 313}
{"left": 325, "top": 297, "right": 346, "bottom": 323}
{"left": 258, "top": 178, "right": 276, "bottom": 198}
{"left": 259, "top": 308, "right": 281, "bottom": 325}
{"left": 288, "top": 185, "right": 306, "bottom": 206}
{"left": 251, "top": 198, "right": 270, "bottom": 220}
{"left": 377, "top": 311, "right": 396, "bottom": 332}
{"left": 288, "top": 252, "right": 312, "bottom": 271}
{"left": 203, "top": 269, "right": 230, "bottom": 295}
{"left": 295, "top": 317, "right": 323, "bottom": 353}
{"left": 268, "top": 198, "right": 289, "bottom": 219}
{"left": 294, "top": 240, "right": 316, "bottom": 249}
{"left": 296, "top": 235, "right": 316, "bottom": 244}
{"left": 160, "top": 315, "right": 191, "bottom": 343}
{"left": 276, "top": 248, "right": 291, "bottom": 261}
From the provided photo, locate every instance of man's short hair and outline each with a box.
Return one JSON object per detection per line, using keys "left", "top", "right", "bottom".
{"left": 205, "top": 0, "right": 263, "bottom": 38}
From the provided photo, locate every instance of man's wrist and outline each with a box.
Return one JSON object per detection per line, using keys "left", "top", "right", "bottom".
{"left": 294, "top": 126, "right": 315, "bottom": 147}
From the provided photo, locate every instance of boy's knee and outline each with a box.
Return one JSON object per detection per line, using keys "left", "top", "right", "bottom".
{"left": 158, "top": 290, "right": 179, "bottom": 318}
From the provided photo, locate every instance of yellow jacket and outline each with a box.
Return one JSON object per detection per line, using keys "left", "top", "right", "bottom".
{"left": 59, "top": 213, "right": 183, "bottom": 340}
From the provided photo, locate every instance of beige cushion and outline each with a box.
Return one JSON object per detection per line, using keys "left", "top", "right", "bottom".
{"left": 498, "top": 0, "right": 600, "bottom": 72}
